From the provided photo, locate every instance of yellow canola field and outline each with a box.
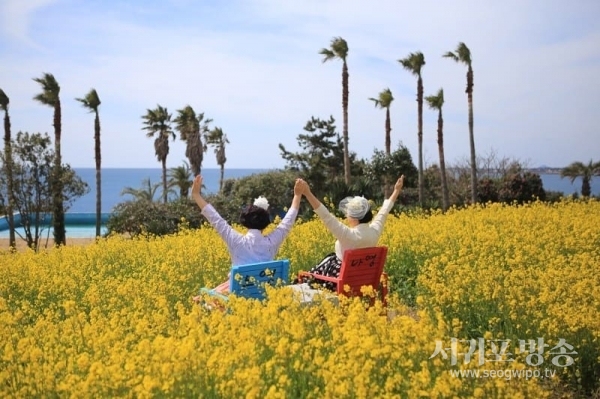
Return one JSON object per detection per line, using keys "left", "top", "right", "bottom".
{"left": 0, "top": 199, "right": 598, "bottom": 398}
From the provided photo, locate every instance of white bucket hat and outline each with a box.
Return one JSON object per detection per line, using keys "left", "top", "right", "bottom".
{"left": 339, "top": 196, "right": 370, "bottom": 219}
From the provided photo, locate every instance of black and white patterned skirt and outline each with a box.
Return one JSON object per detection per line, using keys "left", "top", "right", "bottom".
{"left": 304, "top": 253, "right": 342, "bottom": 291}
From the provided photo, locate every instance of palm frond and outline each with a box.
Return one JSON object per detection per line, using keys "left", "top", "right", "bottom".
{"left": 168, "top": 161, "right": 193, "bottom": 197}
{"left": 330, "top": 36, "right": 348, "bottom": 58}
{"left": 442, "top": 51, "right": 459, "bottom": 61}
{"left": 200, "top": 116, "right": 213, "bottom": 124}
{"left": 425, "top": 88, "right": 444, "bottom": 110}
{"left": 120, "top": 178, "right": 160, "bottom": 201}
{"left": 320, "top": 36, "right": 348, "bottom": 62}
{"left": 444, "top": 43, "right": 472, "bottom": 65}
{"left": 560, "top": 161, "right": 587, "bottom": 183}
{"left": 319, "top": 48, "right": 336, "bottom": 62}
{"left": 0, "top": 88, "right": 9, "bottom": 110}
{"left": 33, "top": 93, "right": 49, "bottom": 105}
{"left": 456, "top": 42, "right": 472, "bottom": 64}
{"left": 174, "top": 105, "right": 196, "bottom": 141}
{"left": 168, "top": 161, "right": 192, "bottom": 181}
{"left": 398, "top": 51, "right": 425, "bottom": 75}
{"left": 75, "top": 88, "right": 101, "bottom": 112}
{"left": 379, "top": 88, "right": 394, "bottom": 107}
{"left": 142, "top": 104, "right": 174, "bottom": 138}
{"left": 370, "top": 88, "right": 393, "bottom": 109}
{"left": 32, "top": 73, "right": 60, "bottom": 105}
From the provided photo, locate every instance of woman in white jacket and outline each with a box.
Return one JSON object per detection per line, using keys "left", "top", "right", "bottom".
{"left": 296, "top": 175, "right": 404, "bottom": 290}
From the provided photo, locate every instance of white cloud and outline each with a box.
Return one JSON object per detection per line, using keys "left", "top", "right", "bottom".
{"left": 0, "top": 0, "right": 60, "bottom": 46}
{"left": 0, "top": 0, "right": 599, "bottom": 169}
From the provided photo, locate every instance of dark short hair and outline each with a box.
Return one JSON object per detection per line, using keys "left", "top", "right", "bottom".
{"left": 358, "top": 209, "right": 373, "bottom": 224}
{"left": 239, "top": 205, "right": 271, "bottom": 230}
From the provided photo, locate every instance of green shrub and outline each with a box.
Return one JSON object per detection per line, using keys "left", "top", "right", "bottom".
{"left": 106, "top": 198, "right": 203, "bottom": 237}
{"left": 499, "top": 171, "right": 546, "bottom": 203}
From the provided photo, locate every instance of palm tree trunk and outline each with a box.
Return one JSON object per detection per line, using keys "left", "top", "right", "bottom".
{"left": 582, "top": 176, "right": 591, "bottom": 197}
{"left": 188, "top": 133, "right": 202, "bottom": 177}
{"left": 53, "top": 98, "right": 66, "bottom": 246}
{"left": 342, "top": 60, "right": 350, "bottom": 185}
{"left": 437, "top": 109, "right": 450, "bottom": 211}
{"left": 3, "top": 109, "right": 16, "bottom": 248}
{"left": 162, "top": 158, "right": 168, "bottom": 204}
{"left": 94, "top": 112, "right": 101, "bottom": 237}
{"left": 467, "top": 67, "right": 477, "bottom": 204}
{"left": 384, "top": 107, "right": 392, "bottom": 197}
{"left": 417, "top": 76, "right": 424, "bottom": 207}
{"left": 385, "top": 107, "right": 391, "bottom": 155}
{"left": 219, "top": 165, "right": 224, "bottom": 192}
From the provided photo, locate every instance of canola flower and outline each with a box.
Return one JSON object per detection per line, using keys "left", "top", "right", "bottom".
{"left": 0, "top": 199, "right": 598, "bottom": 397}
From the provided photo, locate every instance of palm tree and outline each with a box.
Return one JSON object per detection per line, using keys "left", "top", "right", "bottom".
{"left": 33, "top": 73, "right": 65, "bottom": 246}
{"left": 173, "top": 105, "right": 212, "bottom": 177}
{"left": 75, "top": 89, "right": 102, "bottom": 237}
{"left": 121, "top": 178, "right": 161, "bottom": 202}
{"left": 206, "top": 127, "right": 229, "bottom": 192}
{"left": 560, "top": 160, "right": 600, "bottom": 197}
{"left": 369, "top": 88, "right": 394, "bottom": 155}
{"left": 443, "top": 42, "right": 477, "bottom": 204}
{"left": 320, "top": 36, "right": 351, "bottom": 185}
{"left": 425, "top": 88, "right": 450, "bottom": 211}
{"left": 142, "top": 105, "right": 175, "bottom": 204}
{"left": 168, "top": 161, "right": 193, "bottom": 198}
{"left": 399, "top": 51, "right": 426, "bottom": 207}
{"left": 0, "top": 88, "right": 16, "bottom": 248}
{"left": 369, "top": 88, "right": 394, "bottom": 197}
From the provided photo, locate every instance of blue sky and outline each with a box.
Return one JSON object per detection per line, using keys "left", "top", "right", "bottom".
{"left": 1, "top": 0, "right": 599, "bottom": 169}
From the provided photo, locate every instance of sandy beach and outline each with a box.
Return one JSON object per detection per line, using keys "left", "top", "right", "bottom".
{"left": 0, "top": 237, "right": 96, "bottom": 252}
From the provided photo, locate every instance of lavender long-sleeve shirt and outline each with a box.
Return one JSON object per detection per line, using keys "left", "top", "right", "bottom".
{"left": 201, "top": 205, "right": 299, "bottom": 266}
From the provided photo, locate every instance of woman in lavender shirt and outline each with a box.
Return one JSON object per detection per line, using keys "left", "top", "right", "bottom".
{"left": 191, "top": 175, "right": 302, "bottom": 293}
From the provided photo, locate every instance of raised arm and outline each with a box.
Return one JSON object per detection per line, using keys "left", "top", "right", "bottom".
{"left": 297, "top": 179, "right": 323, "bottom": 210}
{"left": 266, "top": 179, "right": 303, "bottom": 245}
{"left": 370, "top": 174, "right": 405, "bottom": 233}
{"left": 291, "top": 178, "right": 302, "bottom": 209}
{"left": 192, "top": 174, "right": 243, "bottom": 248}
{"left": 191, "top": 175, "right": 208, "bottom": 210}
{"left": 296, "top": 178, "right": 354, "bottom": 240}
{"left": 387, "top": 175, "right": 404, "bottom": 203}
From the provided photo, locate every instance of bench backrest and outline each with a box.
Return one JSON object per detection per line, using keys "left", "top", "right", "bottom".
{"left": 229, "top": 259, "right": 290, "bottom": 300}
{"left": 336, "top": 246, "right": 388, "bottom": 296}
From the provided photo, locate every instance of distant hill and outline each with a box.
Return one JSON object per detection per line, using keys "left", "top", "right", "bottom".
{"left": 528, "top": 166, "right": 562, "bottom": 175}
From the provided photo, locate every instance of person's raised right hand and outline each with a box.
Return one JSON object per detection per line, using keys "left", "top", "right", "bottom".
{"left": 192, "top": 175, "right": 203, "bottom": 196}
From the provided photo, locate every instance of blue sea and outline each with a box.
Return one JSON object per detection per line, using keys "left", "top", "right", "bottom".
{"left": 69, "top": 168, "right": 269, "bottom": 213}
{"left": 540, "top": 173, "right": 600, "bottom": 197}
{"left": 1, "top": 168, "right": 598, "bottom": 239}
{"left": 69, "top": 168, "right": 598, "bottom": 213}
{"left": 7, "top": 168, "right": 600, "bottom": 214}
